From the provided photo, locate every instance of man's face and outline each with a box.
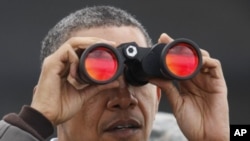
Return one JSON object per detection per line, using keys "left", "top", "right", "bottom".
{"left": 58, "top": 26, "right": 161, "bottom": 141}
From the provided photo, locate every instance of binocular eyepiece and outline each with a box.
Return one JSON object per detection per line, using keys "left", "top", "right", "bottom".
{"left": 78, "top": 38, "right": 202, "bottom": 86}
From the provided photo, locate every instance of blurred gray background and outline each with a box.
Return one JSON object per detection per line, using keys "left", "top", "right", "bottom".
{"left": 0, "top": 0, "right": 249, "bottom": 125}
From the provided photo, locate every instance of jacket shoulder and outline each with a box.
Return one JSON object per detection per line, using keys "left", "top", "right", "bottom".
{"left": 0, "top": 120, "right": 39, "bottom": 141}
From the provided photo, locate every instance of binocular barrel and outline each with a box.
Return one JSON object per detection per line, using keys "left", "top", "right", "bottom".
{"left": 78, "top": 38, "right": 202, "bottom": 86}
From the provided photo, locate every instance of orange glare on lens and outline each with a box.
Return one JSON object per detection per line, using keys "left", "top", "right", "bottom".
{"left": 84, "top": 47, "right": 118, "bottom": 81}
{"left": 166, "top": 43, "right": 199, "bottom": 77}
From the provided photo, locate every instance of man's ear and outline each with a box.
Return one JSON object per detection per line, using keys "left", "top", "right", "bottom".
{"left": 156, "top": 86, "right": 162, "bottom": 102}
{"left": 155, "top": 86, "right": 161, "bottom": 112}
{"left": 33, "top": 85, "right": 37, "bottom": 96}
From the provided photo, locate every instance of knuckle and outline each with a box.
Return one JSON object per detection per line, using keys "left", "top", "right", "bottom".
{"left": 201, "top": 49, "right": 210, "bottom": 57}
{"left": 213, "top": 58, "right": 221, "bottom": 66}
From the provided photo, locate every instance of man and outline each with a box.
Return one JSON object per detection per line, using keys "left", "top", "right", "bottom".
{"left": 0, "top": 5, "right": 229, "bottom": 141}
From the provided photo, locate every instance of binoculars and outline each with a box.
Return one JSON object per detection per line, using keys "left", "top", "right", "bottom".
{"left": 78, "top": 38, "right": 202, "bottom": 86}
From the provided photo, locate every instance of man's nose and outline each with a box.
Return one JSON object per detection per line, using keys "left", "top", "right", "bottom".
{"left": 107, "top": 76, "right": 138, "bottom": 111}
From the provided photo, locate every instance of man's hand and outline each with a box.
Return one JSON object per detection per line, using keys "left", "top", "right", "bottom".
{"left": 31, "top": 37, "right": 119, "bottom": 126}
{"left": 150, "top": 33, "right": 229, "bottom": 141}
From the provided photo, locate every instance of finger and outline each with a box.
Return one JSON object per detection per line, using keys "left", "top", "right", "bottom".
{"left": 50, "top": 44, "right": 79, "bottom": 77}
{"left": 150, "top": 78, "right": 181, "bottom": 111}
{"left": 67, "top": 74, "right": 89, "bottom": 90}
{"left": 66, "top": 46, "right": 80, "bottom": 79}
{"left": 158, "top": 33, "right": 174, "bottom": 44}
{"left": 66, "top": 37, "right": 116, "bottom": 49}
{"left": 202, "top": 56, "right": 223, "bottom": 79}
{"left": 200, "top": 49, "right": 210, "bottom": 57}
{"left": 61, "top": 46, "right": 88, "bottom": 89}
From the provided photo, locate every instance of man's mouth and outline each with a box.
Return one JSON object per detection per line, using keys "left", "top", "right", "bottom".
{"left": 104, "top": 119, "right": 142, "bottom": 138}
{"left": 105, "top": 119, "right": 141, "bottom": 131}
{"left": 113, "top": 125, "right": 137, "bottom": 130}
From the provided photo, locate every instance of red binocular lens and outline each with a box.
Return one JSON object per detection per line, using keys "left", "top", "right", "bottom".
{"left": 161, "top": 40, "right": 201, "bottom": 79}
{"left": 78, "top": 38, "right": 202, "bottom": 85}
{"left": 78, "top": 44, "right": 123, "bottom": 84}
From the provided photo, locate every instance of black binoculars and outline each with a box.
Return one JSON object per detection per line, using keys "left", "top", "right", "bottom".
{"left": 78, "top": 38, "right": 202, "bottom": 86}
